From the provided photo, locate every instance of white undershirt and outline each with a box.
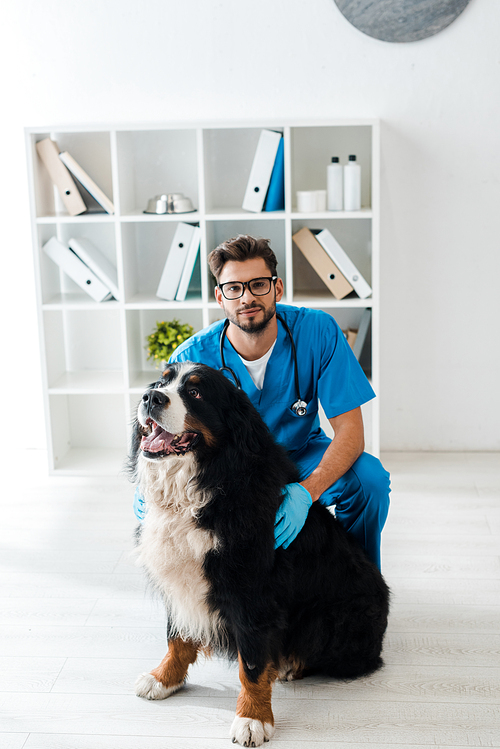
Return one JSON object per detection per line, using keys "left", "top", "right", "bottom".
{"left": 238, "top": 340, "right": 277, "bottom": 390}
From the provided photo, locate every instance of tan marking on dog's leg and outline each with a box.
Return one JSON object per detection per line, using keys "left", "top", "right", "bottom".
{"left": 230, "top": 655, "right": 277, "bottom": 746}
{"left": 278, "top": 654, "right": 307, "bottom": 682}
{"left": 152, "top": 637, "right": 199, "bottom": 685}
{"left": 135, "top": 637, "right": 199, "bottom": 700}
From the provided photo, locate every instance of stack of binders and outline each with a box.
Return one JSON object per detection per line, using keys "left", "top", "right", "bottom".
{"left": 292, "top": 226, "right": 372, "bottom": 364}
{"left": 36, "top": 138, "right": 115, "bottom": 215}
{"left": 242, "top": 129, "right": 284, "bottom": 212}
{"left": 292, "top": 227, "right": 372, "bottom": 300}
{"left": 156, "top": 223, "right": 201, "bottom": 301}
{"left": 314, "top": 228, "right": 372, "bottom": 299}
{"left": 43, "top": 236, "right": 120, "bottom": 302}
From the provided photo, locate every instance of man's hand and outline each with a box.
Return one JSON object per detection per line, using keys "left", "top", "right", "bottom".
{"left": 133, "top": 486, "right": 146, "bottom": 522}
{"left": 274, "top": 483, "right": 312, "bottom": 549}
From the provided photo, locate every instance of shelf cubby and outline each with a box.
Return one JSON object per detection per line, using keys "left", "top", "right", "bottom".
{"left": 290, "top": 124, "right": 372, "bottom": 211}
{"left": 125, "top": 307, "right": 204, "bottom": 392}
{"left": 49, "top": 393, "right": 128, "bottom": 474}
{"left": 203, "top": 127, "right": 284, "bottom": 213}
{"left": 38, "top": 222, "right": 119, "bottom": 306}
{"left": 116, "top": 129, "right": 199, "bottom": 216}
{"left": 121, "top": 220, "right": 202, "bottom": 304}
{"left": 291, "top": 217, "right": 372, "bottom": 301}
{"left": 43, "top": 308, "right": 124, "bottom": 393}
{"left": 34, "top": 130, "right": 114, "bottom": 218}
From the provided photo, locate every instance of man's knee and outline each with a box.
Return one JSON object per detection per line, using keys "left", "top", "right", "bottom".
{"left": 351, "top": 452, "right": 391, "bottom": 515}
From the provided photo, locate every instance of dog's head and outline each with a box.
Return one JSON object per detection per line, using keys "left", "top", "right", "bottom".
{"left": 135, "top": 361, "right": 254, "bottom": 463}
{"left": 129, "top": 360, "right": 300, "bottom": 513}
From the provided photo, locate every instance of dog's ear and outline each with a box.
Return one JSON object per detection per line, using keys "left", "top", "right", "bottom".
{"left": 125, "top": 418, "right": 142, "bottom": 481}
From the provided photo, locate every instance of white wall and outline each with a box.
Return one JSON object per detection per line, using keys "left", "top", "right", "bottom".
{"left": 1, "top": 0, "right": 499, "bottom": 452}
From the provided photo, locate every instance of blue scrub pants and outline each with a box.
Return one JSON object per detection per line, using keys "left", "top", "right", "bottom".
{"left": 319, "top": 452, "right": 391, "bottom": 570}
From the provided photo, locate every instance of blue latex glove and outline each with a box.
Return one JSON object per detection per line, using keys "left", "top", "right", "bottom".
{"left": 133, "top": 486, "right": 147, "bottom": 522}
{"left": 274, "top": 483, "right": 313, "bottom": 549}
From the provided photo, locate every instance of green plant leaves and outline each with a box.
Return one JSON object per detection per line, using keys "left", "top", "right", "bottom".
{"left": 145, "top": 319, "right": 194, "bottom": 367}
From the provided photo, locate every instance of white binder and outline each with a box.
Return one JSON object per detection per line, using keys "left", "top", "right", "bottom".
{"left": 315, "top": 228, "right": 372, "bottom": 299}
{"left": 157, "top": 223, "right": 199, "bottom": 301}
{"left": 175, "top": 227, "right": 201, "bottom": 301}
{"left": 59, "top": 151, "right": 115, "bottom": 214}
{"left": 43, "top": 236, "right": 113, "bottom": 302}
{"left": 68, "top": 237, "right": 120, "bottom": 300}
{"left": 242, "top": 129, "right": 282, "bottom": 212}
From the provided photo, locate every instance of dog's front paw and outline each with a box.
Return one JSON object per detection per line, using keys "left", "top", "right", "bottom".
{"left": 135, "top": 672, "right": 183, "bottom": 700}
{"left": 230, "top": 716, "right": 275, "bottom": 746}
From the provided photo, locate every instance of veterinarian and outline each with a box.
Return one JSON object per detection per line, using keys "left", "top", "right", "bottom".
{"left": 134, "top": 235, "right": 390, "bottom": 570}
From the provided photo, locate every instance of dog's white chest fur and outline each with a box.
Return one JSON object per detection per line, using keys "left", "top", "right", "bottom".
{"left": 135, "top": 453, "right": 221, "bottom": 645}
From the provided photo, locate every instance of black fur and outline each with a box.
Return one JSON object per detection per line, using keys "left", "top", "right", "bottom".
{"left": 129, "top": 362, "right": 390, "bottom": 684}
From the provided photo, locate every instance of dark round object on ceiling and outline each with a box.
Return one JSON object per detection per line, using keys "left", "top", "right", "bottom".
{"left": 334, "top": 0, "right": 471, "bottom": 43}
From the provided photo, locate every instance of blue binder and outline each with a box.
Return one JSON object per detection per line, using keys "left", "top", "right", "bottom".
{"left": 264, "top": 137, "right": 284, "bottom": 211}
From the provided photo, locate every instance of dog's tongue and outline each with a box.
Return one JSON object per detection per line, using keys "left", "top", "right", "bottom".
{"left": 141, "top": 423, "right": 175, "bottom": 453}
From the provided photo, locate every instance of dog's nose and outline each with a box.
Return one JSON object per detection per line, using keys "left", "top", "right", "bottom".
{"left": 143, "top": 389, "right": 170, "bottom": 408}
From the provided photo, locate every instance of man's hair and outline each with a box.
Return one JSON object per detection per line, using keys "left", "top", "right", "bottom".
{"left": 208, "top": 235, "right": 278, "bottom": 281}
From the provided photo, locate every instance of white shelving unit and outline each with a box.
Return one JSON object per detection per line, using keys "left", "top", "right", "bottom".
{"left": 26, "top": 120, "right": 380, "bottom": 475}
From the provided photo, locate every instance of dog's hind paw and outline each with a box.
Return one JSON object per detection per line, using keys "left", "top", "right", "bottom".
{"left": 230, "top": 716, "right": 275, "bottom": 746}
{"left": 135, "top": 672, "right": 183, "bottom": 700}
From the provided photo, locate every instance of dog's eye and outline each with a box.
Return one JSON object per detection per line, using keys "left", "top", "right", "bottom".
{"left": 188, "top": 387, "right": 202, "bottom": 399}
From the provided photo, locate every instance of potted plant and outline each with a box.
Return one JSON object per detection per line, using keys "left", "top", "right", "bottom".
{"left": 146, "top": 319, "right": 194, "bottom": 369}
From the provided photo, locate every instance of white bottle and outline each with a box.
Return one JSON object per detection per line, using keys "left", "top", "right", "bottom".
{"left": 344, "top": 154, "right": 361, "bottom": 211}
{"left": 327, "top": 156, "right": 343, "bottom": 211}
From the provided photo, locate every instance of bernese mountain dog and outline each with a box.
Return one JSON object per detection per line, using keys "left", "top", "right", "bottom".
{"left": 128, "top": 361, "right": 389, "bottom": 747}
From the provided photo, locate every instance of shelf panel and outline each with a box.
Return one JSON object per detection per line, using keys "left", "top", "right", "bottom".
{"left": 129, "top": 371, "right": 163, "bottom": 392}
{"left": 37, "top": 211, "right": 204, "bottom": 223}
{"left": 291, "top": 293, "right": 373, "bottom": 307}
{"left": 120, "top": 210, "right": 202, "bottom": 222}
{"left": 290, "top": 208, "right": 372, "bottom": 220}
{"left": 124, "top": 293, "right": 204, "bottom": 309}
{"left": 123, "top": 296, "right": 373, "bottom": 310}
{"left": 204, "top": 208, "right": 371, "bottom": 220}
{"left": 205, "top": 207, "right": 286, "bottom": 220}
{"left": 48, "top": 370, "right": 124, "bottom": 393}
{"left": 36, "top": 213, "right": 115, "bottom": 224}
{"left": 26, "top": 119, "right": 378, "bottom": 135}
{"left": 42, "top": 294, "right": 120, "bottom": 309}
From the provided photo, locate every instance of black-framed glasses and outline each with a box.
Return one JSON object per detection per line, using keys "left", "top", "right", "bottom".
{"left": 217, "top": 276, "right": 277, "bottom": 300}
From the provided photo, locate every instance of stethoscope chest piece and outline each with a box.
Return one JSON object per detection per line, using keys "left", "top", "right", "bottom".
{"left": 291, "top": 399, "right": 308, "bottom": 417}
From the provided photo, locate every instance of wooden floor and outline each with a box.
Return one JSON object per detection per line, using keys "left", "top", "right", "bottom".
{"left": 1, "top": 450, "right": 499, "bottom": 749}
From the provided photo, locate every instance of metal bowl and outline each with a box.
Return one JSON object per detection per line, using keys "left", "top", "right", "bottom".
{"left": 144, "top": 193, "right": 195, "bottom": 214}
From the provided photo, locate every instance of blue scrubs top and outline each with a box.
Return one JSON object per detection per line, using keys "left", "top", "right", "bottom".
{"left": 170, "top": 304, "right": 375, "bottom": 479}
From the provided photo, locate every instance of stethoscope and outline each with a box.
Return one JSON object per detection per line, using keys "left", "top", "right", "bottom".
{"left": 219, "top": 313, "right": 308, "bottom": 416}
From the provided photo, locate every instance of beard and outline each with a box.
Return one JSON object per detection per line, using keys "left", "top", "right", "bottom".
{"left": 224, "top": 298, "right": 276, "bottom": 334}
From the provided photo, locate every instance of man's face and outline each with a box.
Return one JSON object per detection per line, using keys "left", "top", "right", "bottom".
{"left": 215, "top": 257, "right": 284, "bottom": 334}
